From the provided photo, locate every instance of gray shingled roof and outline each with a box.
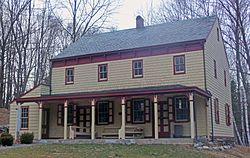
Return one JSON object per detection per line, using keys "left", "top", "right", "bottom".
{"left": 54, "top": 16, "right": 216, "bottom": 59}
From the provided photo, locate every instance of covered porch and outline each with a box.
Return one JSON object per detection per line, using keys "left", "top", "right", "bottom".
{"left": 15, "top": 85, "right": 211, "bottom": 141}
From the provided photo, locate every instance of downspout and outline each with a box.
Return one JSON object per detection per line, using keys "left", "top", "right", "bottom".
{"left": 202, "top": 41, "right": 207, "bottom": 91}
{"left": 210, "top": 96, "right": 214, "bottom": 142}
{"left": 193, "top": 93, "right": 198, "bottom": 139}
{"left": 49, "top": 61, "right": 52, "bottom": 95}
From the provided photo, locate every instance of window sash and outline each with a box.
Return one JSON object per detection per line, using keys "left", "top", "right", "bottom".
{"left": 66, "top": 68, "right": 74, "bottom": 83}
{"left": 174, "top": 56, "right": 185, "bottom": 73}
{"left": 132, "top": 99, "right": 145, "bottom": 123}
{"left": 21, "top": 107, "right": 29, "bottom": 129}
{"left": 99, "top": 64, "right": 108, "bottom": 80}
{"left": 175, "top": 97, "right": 189, "bottom": 121}
{"left": 133, "top": 60, "right": 143, "bottom": 77}
{"left": 98, "top": 102, "right": 109, "bottom": 124}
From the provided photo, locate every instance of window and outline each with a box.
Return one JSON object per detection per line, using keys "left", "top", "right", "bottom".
{"left": 173, "top": 55, "right": 185, "bottom": 74}
{"left": 225, "top": 104, "right": 231, "bottom": 126}
{"left": 224, "top": 70, "right": 227, "bottom": 87}
{"left": 214, "top": 60, "right": 217, "bottom": 78}
{"left": 217, "top": 28, "right": 220, "bottom": 41}
{"left": 98, "top": 64, "right": 108, "bottom": 81}
{"left": 132, "top": 60, "right": 143, "bottom": 78}
{"left": 67, "top": 104, "right": 74, "bottom": 125}
{"left": 57, "top": 104, "right": 76, "bottom": 126}
{"left": 65, "top": 68, "right": 74, "bottom": 84}
{"left": 214, "top": 98, "right": 220, "bottom": 124}
{"left": 21, "top": 107, "right": 29, "bottom": 129}
{"left": 97, "top": 101, "right": 109, "bottom": 124}
{"left": 132, "top": 99, "right": 145, "bottom": 123}
{"left": 174, "top": 97, "right": 189, "bottom": 121}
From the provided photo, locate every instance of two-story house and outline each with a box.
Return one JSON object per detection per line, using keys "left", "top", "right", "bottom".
{"left": 9, "top": 16, "right": 233, "bottom": 142}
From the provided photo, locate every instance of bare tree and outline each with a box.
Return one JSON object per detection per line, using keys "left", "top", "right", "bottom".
{"left": 0, "top": 0, "right": 31, "bottom": 107}
{"left": 52, "top": 0, "right": 119, "bottom": 44}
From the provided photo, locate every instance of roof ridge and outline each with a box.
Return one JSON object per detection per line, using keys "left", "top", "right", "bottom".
{"left": 54, "top": 15, "right": 217, "bottom": 59}
{"left": 82, "top": 15, "right": 217, "bottom": 38}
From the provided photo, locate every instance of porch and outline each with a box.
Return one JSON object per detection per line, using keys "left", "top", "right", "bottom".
{"left": 15, "top": 85, "right": 210, "bottom": 141}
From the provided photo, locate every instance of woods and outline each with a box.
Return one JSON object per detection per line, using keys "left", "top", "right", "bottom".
{"left": 0, "top": 0, "right": 118, "bottom": 108}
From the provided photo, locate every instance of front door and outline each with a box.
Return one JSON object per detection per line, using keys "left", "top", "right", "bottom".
{"left": 158, "top": 101, "right": 170, "bottom": 138}
{"left": 77, "top": 106, "right": 91, "bottom": 133}
{"left": 42, "top": 109, "right": 49, "bottom": 139}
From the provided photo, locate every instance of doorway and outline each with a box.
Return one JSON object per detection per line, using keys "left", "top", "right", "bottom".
{"left": 42, "top": 108, "right": 50, "bottom": 139}
{"left": 77, "top": 106, "right": 91, "bottom": 134}
{"left": 158, "top": 101, "right": 170, "bottom": 138}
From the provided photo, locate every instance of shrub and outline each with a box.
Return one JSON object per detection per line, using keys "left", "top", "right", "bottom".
{"left": 20, "top": 132, "right": 34, "bottom": 144}
{"left": 0, "top": 133, "right": 14, "bottom": 146}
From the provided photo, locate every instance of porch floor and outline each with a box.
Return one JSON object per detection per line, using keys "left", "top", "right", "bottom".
{"left": 35, "top": 138, "right": 194, "bottom": 145}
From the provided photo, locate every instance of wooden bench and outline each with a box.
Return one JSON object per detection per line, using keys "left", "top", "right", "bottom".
{"left": 69, "top": 126, "right": 91, "bottom": 139}
{"left": 125, "top": 126, "right": 144, "bottom": 139}
{"left": 101, "top": 127, "right": 120, "bottom": 139}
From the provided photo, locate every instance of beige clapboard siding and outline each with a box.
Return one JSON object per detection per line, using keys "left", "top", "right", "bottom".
{"left": 9, "top": 102, "right": 39, "bottom": 139}
{"left": 204, "top": 19, "right": 233, "bottom": 137}
{"left": 21, "top": 85, "right": 50, "bottom": 98}
{"left": 51, "top": 50, "right": 205, "bottom": 95}
{"left": 195, "top": 95, "right": 208, "bottom": 136}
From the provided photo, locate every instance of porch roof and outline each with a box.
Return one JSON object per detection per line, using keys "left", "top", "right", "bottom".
{"left": 16, "top": 84, "right": 211, "bottom": 103}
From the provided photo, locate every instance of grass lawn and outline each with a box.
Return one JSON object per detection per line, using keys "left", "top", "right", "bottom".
{"left": 0, "top": 144, "right": 215, "bottom": 158}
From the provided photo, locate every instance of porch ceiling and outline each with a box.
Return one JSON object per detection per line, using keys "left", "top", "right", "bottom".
{"left": 16, "top": 84, "right": 211, "bottom": 103}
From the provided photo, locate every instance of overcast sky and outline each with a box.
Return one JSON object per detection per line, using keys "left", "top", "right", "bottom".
{"left": 113, "top": 0, "right": 160, "bottom": 29}
{"left": 35, "top": 0, "right": 160, "bottom": 30}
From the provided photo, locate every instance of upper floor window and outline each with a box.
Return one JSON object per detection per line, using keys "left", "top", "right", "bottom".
{"left": 21, "top": 107, "right": 29, "bottom": 129}
{"left": 225, "top": 104, "right": 231, "bottom": 126}
{"left": 132, "top": 60, "right": 143, "bottom": 78}
{"left": 65, "top": 68, "right": 74, "bottom": 84}
{"left": 224, "top": 70, "right": 227, "bottom": 87}
{"left": 213, "top": 60, "right": 217, "bottom": 79}
{"left": 175, "top": 97, "right": 189, "bottom": 122}
{"left": 214, "top": 98, "right": 220, "bottom": 124}
{"left": 98, "top": 64, "right": 108, "bottom": 81}
{"left": 132, "top": 99, "right": 145, "bottom": 123}
{"left": 217, "top": 28, "right": 220, "bottom": 41}
{"left": 173, "top": 55, "right": 185, "bottom": 74}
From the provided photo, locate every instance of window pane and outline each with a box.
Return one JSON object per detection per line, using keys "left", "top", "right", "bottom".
{"left": 179, "top": 56, "right": 184, "bottom": 64}
{"left": 134, "top": 62, "right": 138, "bottom": 69}
{"left": 138, "top": 69, "right": 142, "bottom": 75}
{"left": 138, "top": 62, "right": 142, "bottom": 68}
